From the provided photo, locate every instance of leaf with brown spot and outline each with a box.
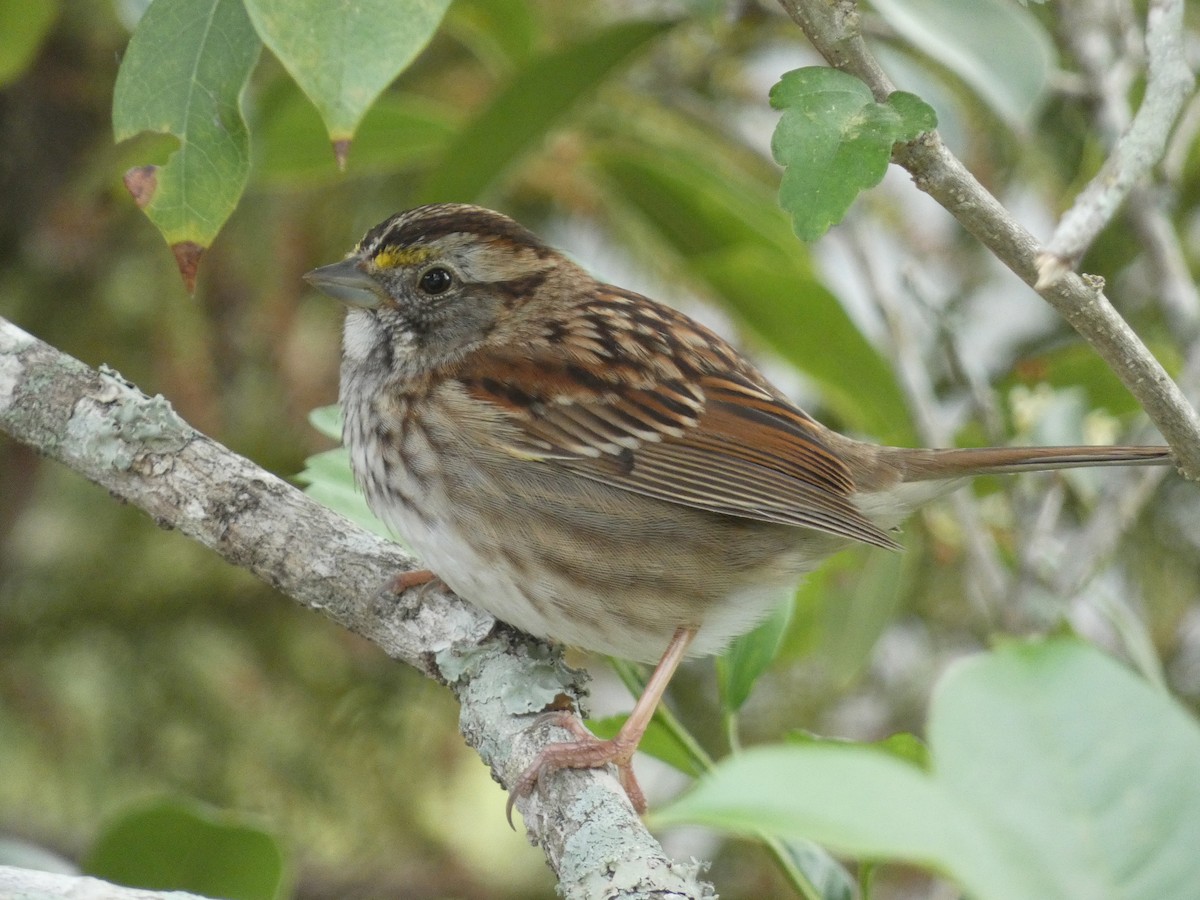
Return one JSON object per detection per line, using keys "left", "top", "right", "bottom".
{"left": 112, "top": 0, "right": 261, "bottom": 290}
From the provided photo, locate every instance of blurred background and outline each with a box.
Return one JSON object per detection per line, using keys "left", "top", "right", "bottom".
{"left": 2, "top": 0, "right": 1199, "bottom": 897}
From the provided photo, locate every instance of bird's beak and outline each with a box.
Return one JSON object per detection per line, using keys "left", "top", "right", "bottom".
{"left": 303, "top": 259, "right": 384, "bottom": 309}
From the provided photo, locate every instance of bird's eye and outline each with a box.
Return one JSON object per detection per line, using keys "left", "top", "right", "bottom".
{"left": 418, "top": 266, "right": 453, "bottom": 295}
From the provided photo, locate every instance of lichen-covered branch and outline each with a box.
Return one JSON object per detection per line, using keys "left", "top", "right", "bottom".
{"left": 775, "top": 0, "right": 1200, "bottom": 481}
{"left": 0, "top": 316, "right": 712, "bottom": 900}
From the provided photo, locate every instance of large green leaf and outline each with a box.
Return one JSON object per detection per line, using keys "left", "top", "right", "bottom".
{"left": 928, "top": 640, "right": 1198, "bottom": 898}
{"left": 243, "top": 0, "right": 451, "bottom": 166}
{"left": 870, "top": 0, "right": 1055, "bottom": 126}
{"left": 770, "top": 67, "right": 936, "bottom": 241}
{"left": 597, "top": 147, "right": 913, "bottom": 442}
{"left": 112, "top": 0, "right": 262, "bottom": 290}
{"left": 654, "top": 639, "right": 1200, "bottom": 900}
{"left": 84, "top": 798, "right": 286, "bottom": 900}
{"left": 420, "top": 19, "right": 672, "bottom": 203}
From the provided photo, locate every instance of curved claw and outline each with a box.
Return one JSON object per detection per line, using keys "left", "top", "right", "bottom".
{"left": 503, "top": 627, "right": 697, "bottom": 826}
{"left": 505, "top": 710, "right": 646, "bottom": 828}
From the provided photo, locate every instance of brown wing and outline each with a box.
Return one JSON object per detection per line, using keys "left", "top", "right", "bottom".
{"left": 456, "top": 287, "right": 899, "bottom": 550}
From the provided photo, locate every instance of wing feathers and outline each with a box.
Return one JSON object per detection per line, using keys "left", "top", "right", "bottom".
{"left": 455, "top": 293, "right": 895, "bottom": 549}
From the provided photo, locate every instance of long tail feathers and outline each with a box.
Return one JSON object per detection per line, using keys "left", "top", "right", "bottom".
{"left": 890, "top": 445, "right": 1173, "bottom": 483}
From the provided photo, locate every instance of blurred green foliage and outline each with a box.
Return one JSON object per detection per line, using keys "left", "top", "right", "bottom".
{"left": 656, "top": 640, "right": 1200, "bottom": 900}
{"left": 85, "top": 798, "right": 286, "bottom": 900}
{"left": 1, "top": 0, "right": 1198, "bottom": 898}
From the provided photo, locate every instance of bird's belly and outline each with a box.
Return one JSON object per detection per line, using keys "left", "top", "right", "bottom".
{"left": 367, "top": 457, "right": 843, "bottom": 664}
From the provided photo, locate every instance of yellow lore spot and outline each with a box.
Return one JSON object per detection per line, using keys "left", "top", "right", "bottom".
{"left": 373, "top": 247, "right": 431, "bottom": 269}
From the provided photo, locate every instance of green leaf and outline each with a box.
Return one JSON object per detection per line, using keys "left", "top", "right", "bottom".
{"left": 770, "top": 67, "right": 936, "bottom": 241}
{"left": 656, "top": 744, "right": 975, "bottom": 867}
{"left": 873, "top": 731, "right": 929, "bottom": 770}
{"left": 421, "top": 18, "right": 672, "bottom": 203}
{"left": 775, "top": 838, "right": 855, "bottom": 900}
{"left": 83, "top": 798, "right": 286, "bottom": 900}
{"left": 788, "top": 729, "right": 931, "bottom": 771}
{"left": 655, "top": 639, "right": 1200, "bottom": 900}
{"left": 597, "top": 146, "right": 914, "bottom": 443}
{"left": 243, "top": 0, "right": 451, "bottom": 164}
{"left": 0, "top": 0, "right": 58, "bottom": 87}
{"left": 112, "top": 0, "right": 262, "bottom": 289}
{"left": 870, "top": 0, "right": 1054, "bottom": 125}
{"left": 717, "top": 597, "right": 792, "bottom": 714}
{"left": 929, "top": 640, "right": 1200, "bottom": 898}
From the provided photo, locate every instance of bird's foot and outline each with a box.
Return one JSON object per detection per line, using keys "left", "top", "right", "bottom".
{"left": 388, "top": 568, "right": 440, "bottom": 594}
{"left": 506, "top": 710, "right": 645, "bottom": 826}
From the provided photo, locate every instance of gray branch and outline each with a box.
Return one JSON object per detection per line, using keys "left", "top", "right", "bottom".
{"left": 1036, "top": 0, "right": 1195, "bottom": 288}
{"left": 0, "top": 316, "right": 712, "bottom": 900}
{"left": 1057, "top": 0, "right": 1200, "bottom": 335}
{"left": 0, "top": 865, "right": 211, "bottom": 900}
{"left": 1035, "top": 0, "right": 1200, "bottom": 596}
{"left": 776, "top": 0, "right": 1200, "bottom": 481}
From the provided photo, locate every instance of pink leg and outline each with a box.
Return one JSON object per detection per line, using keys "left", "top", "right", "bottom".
{"left": 508, "top": 626, "right": 697, "bottom": 822}
{"left": 388, "top": 568, "right": 439, "bottom": 593}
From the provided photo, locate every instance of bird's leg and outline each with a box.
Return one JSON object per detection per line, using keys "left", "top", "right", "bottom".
{"left": 388, "top": 568, "right": 439, "bottom": 593}
{"left": 509, "top": 626, "right": 697, "bottom": 821}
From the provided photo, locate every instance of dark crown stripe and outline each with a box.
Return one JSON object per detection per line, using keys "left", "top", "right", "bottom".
{"left": 367, "top": 204, "right": 551, "bottom": 256}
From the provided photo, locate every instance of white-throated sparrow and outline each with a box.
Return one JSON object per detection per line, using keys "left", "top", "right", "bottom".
{"left": 305, "top": 203, "right": 1173, "bottom": 814}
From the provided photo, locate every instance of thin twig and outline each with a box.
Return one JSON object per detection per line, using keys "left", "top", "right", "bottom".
{"left": 1035, "top": 0, "right": 1195, "bottom": 288}
{"left": 1032, "top": 0, "right": 1200, "bottom": 599}
{"left": 775, "top": 0, "right": 1200, "bottom": 481}
{"left": 1058, "top": 0, "right": 1200, "bottom": 335}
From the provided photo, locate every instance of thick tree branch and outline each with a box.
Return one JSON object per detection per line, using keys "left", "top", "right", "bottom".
{"left": 0, "top": 316, "right": 712, "bottom": 900}
{"left": 776, "top": 0, "right": 1200, "bottom": 481}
